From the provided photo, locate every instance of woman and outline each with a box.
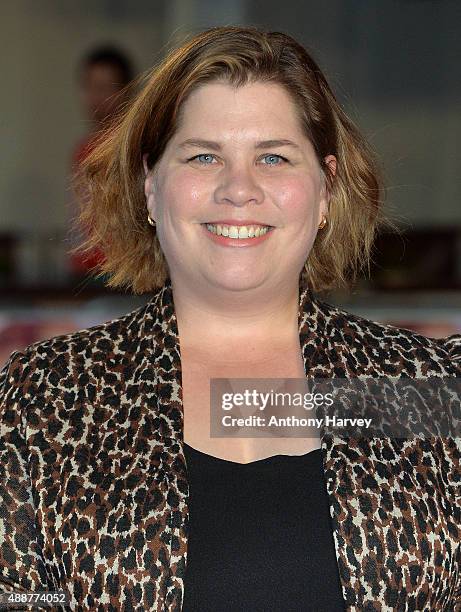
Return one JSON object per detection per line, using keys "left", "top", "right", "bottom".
{"left": 1, "top": 26, "right": 460, "bottom": 612}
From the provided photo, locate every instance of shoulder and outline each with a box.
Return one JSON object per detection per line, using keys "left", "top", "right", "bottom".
{"left": 1, "top": 301, "right": 152, "bottom": 393}
{"left": 313, "top": 297, "right": 461, "bottom": 376}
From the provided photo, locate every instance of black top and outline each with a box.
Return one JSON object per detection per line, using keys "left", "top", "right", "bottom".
{"left": 182, "top": 443, "right": 346, "bottom": 612}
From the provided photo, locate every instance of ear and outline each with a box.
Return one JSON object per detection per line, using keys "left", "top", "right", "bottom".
{"left": 142, "top": 152, "right": 150, "bottom": 176}
{"left": 324, "top": 155, "right": 337, "bottom": 181}
{"left": 319, "top": 154, "right": 336, "bottom": 220}
{"left": 143, "top": 153, "right": 157, "bottom": 221}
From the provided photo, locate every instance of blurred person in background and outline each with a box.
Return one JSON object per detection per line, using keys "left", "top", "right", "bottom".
{"left": 69, "top": 46, "right": 135, "bottom": 282}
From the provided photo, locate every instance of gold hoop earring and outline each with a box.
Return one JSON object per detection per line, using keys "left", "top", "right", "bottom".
{"left": 147, "top": 213, "right": 156, "bottom": 227}
{"left": 318, "top": 215, "right": 327, "bottom": 230}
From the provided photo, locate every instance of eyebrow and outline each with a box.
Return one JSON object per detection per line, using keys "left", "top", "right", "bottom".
{"left": 178, "top": 138, "right": 301, "bottom": 151}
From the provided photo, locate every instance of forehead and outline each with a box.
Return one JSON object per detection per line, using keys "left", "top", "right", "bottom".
{"left": 174, "top": 80, "right": 304, "bottom": 137}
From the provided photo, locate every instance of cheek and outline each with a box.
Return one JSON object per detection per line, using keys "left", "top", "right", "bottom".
{"left": 161, "top": 169, "right": 211, "bottom": 216}
{"left": 273, "top": 177, "right": 319, "bottom": 219}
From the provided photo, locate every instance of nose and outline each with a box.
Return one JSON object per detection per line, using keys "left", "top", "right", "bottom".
{"left": 214, "top": 163, "right": 264, "bottom": 207}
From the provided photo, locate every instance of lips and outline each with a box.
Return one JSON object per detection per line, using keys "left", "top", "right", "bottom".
{"left": 202, "top": 220, "right": 273, "bottom": 227}
{"left": 201, "top": 222, "right": 274, "bottom": 245}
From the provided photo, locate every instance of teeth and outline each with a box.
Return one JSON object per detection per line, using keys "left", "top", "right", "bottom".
{"left": 205, "top": 224, "right": 271, "bottom": 239}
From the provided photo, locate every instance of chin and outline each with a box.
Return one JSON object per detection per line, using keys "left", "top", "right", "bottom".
{"left": 204, "top": 269, "right": 268, "bottom": 292}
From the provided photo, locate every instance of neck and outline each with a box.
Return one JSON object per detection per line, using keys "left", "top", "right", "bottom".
{"left": 170, "top": 276, "right": 301, "bottom": 358}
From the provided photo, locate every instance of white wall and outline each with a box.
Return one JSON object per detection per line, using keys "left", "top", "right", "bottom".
{"left": 0, "top": 0, "right": 166, "bottom": 233}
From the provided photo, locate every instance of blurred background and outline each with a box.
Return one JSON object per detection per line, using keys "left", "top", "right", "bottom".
{"left": 1, "top": 0, "right": 460, "bottom": 365}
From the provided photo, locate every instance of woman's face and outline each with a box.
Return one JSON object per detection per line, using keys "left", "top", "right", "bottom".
{"left": 144, "top": 80, "right": 336, "bottom": 294}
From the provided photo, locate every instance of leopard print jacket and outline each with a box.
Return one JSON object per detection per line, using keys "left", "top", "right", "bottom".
{"left": 1, "top": 277, "right": 460, "bottom": 611}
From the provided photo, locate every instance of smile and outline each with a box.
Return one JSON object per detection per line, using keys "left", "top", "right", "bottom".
{"left": 204, "top": 223, "right": 273, "bottom": 239}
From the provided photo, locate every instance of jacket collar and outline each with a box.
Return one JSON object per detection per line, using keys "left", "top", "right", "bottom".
{"left": 141, "top": 275, "right": 317, "bottom": 334}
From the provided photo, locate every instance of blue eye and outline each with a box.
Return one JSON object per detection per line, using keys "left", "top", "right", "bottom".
{"left": 191, "top": 154, "right": 215, "bottom": 164}
{"left": 262, "top": 154, "right": 287, "bottom": 165}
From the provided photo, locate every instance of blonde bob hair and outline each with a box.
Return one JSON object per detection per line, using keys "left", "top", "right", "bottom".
{"left": 72, "top": 25, "right": 386, "bottom": 294}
